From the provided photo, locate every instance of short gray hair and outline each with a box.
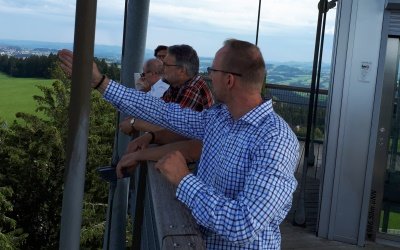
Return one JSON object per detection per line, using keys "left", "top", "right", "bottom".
{"left": 145, "top": 58, "right": 164, "bottom": 75}
{"left": 168, "top": 44, "right": 199, "bottom": 77}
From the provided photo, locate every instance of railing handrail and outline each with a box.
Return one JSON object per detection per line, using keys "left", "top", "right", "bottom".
{"left": 266, "top": 83, "right": 329, "bottom": 95}
{"left": 133, "top": 161, "right": 205, "bottom": 249}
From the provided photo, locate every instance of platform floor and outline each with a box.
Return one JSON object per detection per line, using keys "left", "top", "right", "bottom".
{"left": 281, "top": 221, "right": 400, "bottom": 249}
{"left": 286, "top": 141, "right": 400, "bottom": 249}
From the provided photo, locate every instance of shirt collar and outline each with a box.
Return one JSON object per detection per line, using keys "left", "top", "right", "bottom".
{"left": 215, "top": 98, "right": 273, "bottom": 126}
{"left": 238, "top": 98, "right": 274, "bottom": 126}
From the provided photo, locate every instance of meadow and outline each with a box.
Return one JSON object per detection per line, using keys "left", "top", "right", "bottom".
{"left": 0, "top": 72, "right": 54, "bottom": 124}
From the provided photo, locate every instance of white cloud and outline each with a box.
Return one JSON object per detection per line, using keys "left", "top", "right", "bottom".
{"left": 150, "top": 0, "right": 258, "bottom": 33}
{"left": 0, "top": 0, "right": 75, "bottom": 16}
{"left": 148, "top": 0, "right": 336, "bottom": 36}
{"left": 0, "top": 0, "right": 337, "bottom": 61}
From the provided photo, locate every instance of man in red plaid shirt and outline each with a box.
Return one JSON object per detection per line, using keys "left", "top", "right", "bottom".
{"left": 161, "top": 45, "right": 213, "bottom": 111}
{"left": 120, "top": 44, "right": 213, "bottom": 134}
{"left": 119, "top": 44, "right": 213, "bottom": 165}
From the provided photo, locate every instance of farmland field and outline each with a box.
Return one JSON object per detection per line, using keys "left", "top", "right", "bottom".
{"left": 0, "top": 72, "right": 54, "bottom": 124}
{"left": 380, "top": 211, "right": 400, "bottom": 232}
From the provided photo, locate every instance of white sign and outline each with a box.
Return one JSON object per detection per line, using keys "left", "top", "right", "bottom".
{"left": 359, "top": 61, "right": 372, "bottom": 83}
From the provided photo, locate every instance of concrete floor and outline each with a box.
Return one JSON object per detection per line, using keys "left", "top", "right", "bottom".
{"left": 289, "top": 142, "right": 400, "bottom": 249}
{"left": 281, "top": 221, "right": 400, "bottom": 249}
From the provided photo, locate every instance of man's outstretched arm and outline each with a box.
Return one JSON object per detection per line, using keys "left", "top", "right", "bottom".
{"left": 117, "top": 140, "right": 202, "bottom": 178}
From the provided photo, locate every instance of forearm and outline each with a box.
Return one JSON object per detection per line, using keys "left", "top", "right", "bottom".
{"left": 173, "top": 140, "right": 202, "bottom": 162}
{"left": 137, "top": 140, "right": 202, "bottom": 162}
{"left": 134, "top": 119, "right": 163, "bottom": 132}
{"left": 154, "top": 129, "right": 191, "bottom": 145}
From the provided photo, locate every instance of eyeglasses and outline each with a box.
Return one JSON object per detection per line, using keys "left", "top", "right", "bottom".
{"left": 156, "top": 54, "right": 166, "bottom": 60}
{"left": 207, "top": 67, "right": 242, "bottom": 77}
{"left": 163, "top": 62, "right": 181, "bottom": 67}
{"left": 140, "top": 72, "right": 152, "bottom": 77}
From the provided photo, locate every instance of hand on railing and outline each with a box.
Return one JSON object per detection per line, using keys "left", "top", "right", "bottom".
{"left": 155, "top": 151, "right": 190, "bottom": 186}
{"left": 126, "top": 133, "right": 153, "bottom": 153}
{"left": 116, "top": 152, "right": 141, "bottom": 179}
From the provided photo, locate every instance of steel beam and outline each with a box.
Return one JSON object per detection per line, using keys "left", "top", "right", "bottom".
{"left": 59, "top": 0, "right": 98, "bottom": 249}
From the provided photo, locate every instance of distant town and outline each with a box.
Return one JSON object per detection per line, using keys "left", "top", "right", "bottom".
{"left": 0, "top": 46, "right": 58, "bottom": 58}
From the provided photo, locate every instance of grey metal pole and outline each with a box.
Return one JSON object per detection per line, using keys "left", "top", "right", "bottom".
{"left": 102, "top": 0, "right": 150, "bottom": 248}
{"left": 255, "top": 0, "right": 262, "bottom": 45}
{"left": 59, "top": 0, "right": 97, "bottom": 249}
{"left": 120, "top": 0, "right": 150, "bottom": 84}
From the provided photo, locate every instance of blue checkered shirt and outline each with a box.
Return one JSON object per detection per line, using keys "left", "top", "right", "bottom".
{"left": 104, "top": 81, "right": 300, "bottom": 249}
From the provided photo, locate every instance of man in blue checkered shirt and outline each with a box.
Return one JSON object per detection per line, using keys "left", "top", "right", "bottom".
{"left": 59, "top": 39, "right": 299, "bottom": 249}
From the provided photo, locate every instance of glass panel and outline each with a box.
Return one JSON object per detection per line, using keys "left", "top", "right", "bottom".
{"left": 379, "top": 61, "right": 400, "bottom": 236}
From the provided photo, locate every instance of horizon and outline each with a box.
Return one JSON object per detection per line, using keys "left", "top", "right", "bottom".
{"left": 0, "top": 38, "right": 332, "bottom": 65}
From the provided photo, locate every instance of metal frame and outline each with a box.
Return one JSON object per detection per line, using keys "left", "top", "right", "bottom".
{"left": 367, "top": 1, "right": 400, "bottom": 243}
{"left": 318, "top": 0, "right": 352, "bottom": 239}
{"left": 59, "top": 1, "right": 98, "bottom": 249}
{"left": 319, "top": 0, "right": 386, "bottom": 246}
{"left": 103, "top": 0, "right": 150, "bottom": 249}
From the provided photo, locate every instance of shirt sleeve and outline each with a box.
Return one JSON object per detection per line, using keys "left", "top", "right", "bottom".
{"left": 103, "top": 80, "right": 207, "bottom": 139}
{"left": 176, "top": 135, "right": 299, "bottom": 245}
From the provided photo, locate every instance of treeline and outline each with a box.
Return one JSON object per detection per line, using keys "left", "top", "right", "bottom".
{"left": 0, "top": 54, "right": 57, "bottom": 78}
{"left": 0, "top": 54, "right": 121, "bottom": 80}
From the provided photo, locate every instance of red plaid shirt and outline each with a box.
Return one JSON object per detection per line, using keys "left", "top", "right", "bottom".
{"left": 161, "top": 75, "right": 214, "bottom": 111}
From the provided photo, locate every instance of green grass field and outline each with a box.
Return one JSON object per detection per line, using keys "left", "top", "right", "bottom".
{"left": 0, "top": 72, "right": 54, "bottom": 124}
{"left": 380, "top": 211, "right": 400, "bottom": 231}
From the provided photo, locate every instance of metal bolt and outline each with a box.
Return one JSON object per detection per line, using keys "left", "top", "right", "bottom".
{"left": 173, "top": 242, "right": 180, "bottom": 247}
{"left": 188, "top": 242, "right": 195, "bottom": 248}
{"left": 169, "top": 224, "right": 175, "bottom": 229}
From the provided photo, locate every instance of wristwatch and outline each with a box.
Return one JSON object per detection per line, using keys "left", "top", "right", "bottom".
{"left": 130, "top": 117, "right": 136, "bottom": 130}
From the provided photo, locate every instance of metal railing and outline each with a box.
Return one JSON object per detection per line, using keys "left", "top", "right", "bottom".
{"left": 265, "top": 83, "right": 329, "bottom": 229}
{"left": 131, "top": 161, "right": 205, "bottom": 249}
{"left": 266, "top": 83, "right": 328, "bottom": 142}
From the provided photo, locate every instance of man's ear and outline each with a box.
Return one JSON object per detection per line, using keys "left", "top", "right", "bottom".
{"left": 226, "top": 74, "right": 235, "bottom": 89}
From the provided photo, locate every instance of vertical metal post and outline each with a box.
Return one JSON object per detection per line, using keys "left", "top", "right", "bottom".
{"left": 102, "top": 0, "right": 150, "bottom": 249}
{"left": 293, "top": 0, "right": 327, "bottom": 227}
{"left": 309, "top": 0, "right": 329, "bottom": 167}
{"left": 59, "top": 0, "right": 97, "bottom": 249}
{"left": 120, "top": 0, "right": 150, "bottom": 85}
{"left": 255, "top": 0, "right": 262, "bottom": 46}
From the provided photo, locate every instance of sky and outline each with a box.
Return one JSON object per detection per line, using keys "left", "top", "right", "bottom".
{"left": 0, "top": 0, "right": 337, "bottom": 62}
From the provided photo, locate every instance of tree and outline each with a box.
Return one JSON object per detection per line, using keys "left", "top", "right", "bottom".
{"left": 0, "top": 183, "right": 27, "bottom": 249}
{"left": 0, "top": 61, "right": 117, "bottom": 248}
